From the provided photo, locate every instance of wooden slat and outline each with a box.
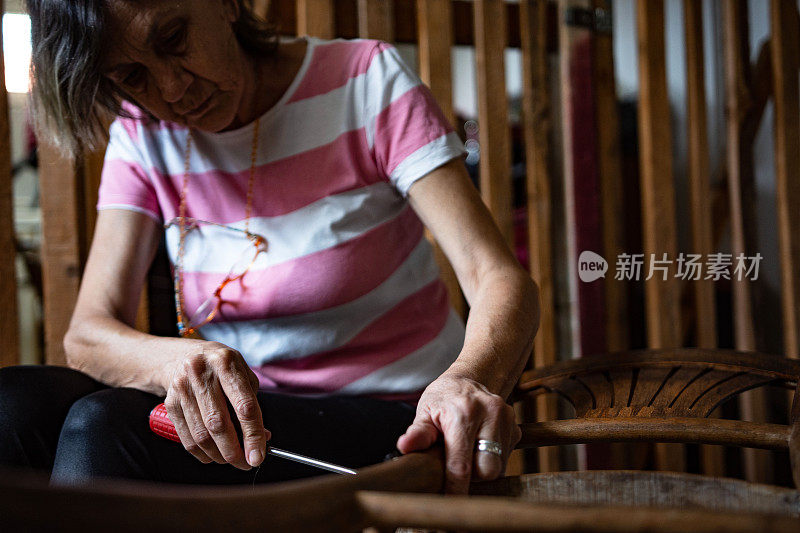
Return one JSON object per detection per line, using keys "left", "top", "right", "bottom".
{"left": 519, "top": 0, "right": 559, "bottom": 472}
{"left": 683, "top": 0, "right": 724, "bottom": 477}
{"left": 416, "top": 0, "right": 466, "bottom": 321}
{"left": 296, "top": 0, "right": 336, "bottom": 38}
{"left": 722, "top": 2, "right": 758, "bottom": 355}
{"left": 684, "top": 0, "right": 717, "bottom": 353}
{"left": 357, "top": 0, "right": 394, "bottom": 41}
{"left": 0, "top": 0, "right": 20, "bottom": 368}
{"left": 416, "top": 0, "right": 455, "bottom": 126}
{"left": 518, "top": 417, "right": 791, "bottom": 450}
{"left": 592, "top": 0, "right": 627, "bottom": 354}
{"left": 558, "top": 0, "right": 606, "bottom": 358}
{"left": 636, "top": 0, "right": 681, "bottom": 353}
{"left": 473, "top": 0, "right": 513, "bottom": 245}
{"left": 273, "top": 0, "right": 536, "bottom": 49}
{"left": 770, "top": 0, "right": 800, "bottom": 360}
{"left": 38, "top": 147, "right": 84, "bottom": 365}
{"left": 636, "top": 1, "right": 684, "bottom": 472}
{"left": 722, "top": 0, "right": 771, "bottom": 484}
{"left": 628, "top": 366, "right": 674, "bottom": 410}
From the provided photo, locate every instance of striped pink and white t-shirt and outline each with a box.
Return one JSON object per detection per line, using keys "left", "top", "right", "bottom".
{"left": 98, "top": 37, "right": 467, "bottom": 400}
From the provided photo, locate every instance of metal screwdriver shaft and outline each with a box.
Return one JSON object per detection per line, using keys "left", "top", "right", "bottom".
{"left": 266, "top": 446, "right": 357, "bottom": 475}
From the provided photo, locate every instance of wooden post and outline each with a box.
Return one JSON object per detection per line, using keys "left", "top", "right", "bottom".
{"left": 770, "top": 0, "right": 800, "bottom": 360}
{"left": 0, "top": 0, "right": 20, "bottom": 368}
{"left": 519, "top": 0, "right": 559, "bottom": 473}
{"left": 416, "top": 0, "right": 467, "bottom": 321}
{"left": 592, "top": 0, "right": 627, "bottom": 355}
{"left": 636, "top": 0, "right": 684, "bottom": 472}
{"left": 358, "top": 0, "right": 395, "bottom": 41}
{"left": 38, "top": 147, "right": 84, "bottom": 365}
{"left": 296, "top": 0, "right": 335, "bottom": 38}
{"left": 473, "top": 0, "right": 514, "bottom": 245}
{"left": 558, "top": 0, "right": 606, "bottom": 361}
{"left": 723, "top": 0, "right": 771, "bottom": 484}
{"left": 683, "top": 0, "right": 724, "bottom": 477}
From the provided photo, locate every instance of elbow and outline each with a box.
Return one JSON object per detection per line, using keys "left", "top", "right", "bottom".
{"left": 63, "top": 322, "right": 88, "bottom": 372}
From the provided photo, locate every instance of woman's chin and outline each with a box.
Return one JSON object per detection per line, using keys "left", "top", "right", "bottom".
{"left": 182, "top": 105, "right": 238, "bottom": 132}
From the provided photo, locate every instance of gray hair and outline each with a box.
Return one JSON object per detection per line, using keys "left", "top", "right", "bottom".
{"left": 27, "top": 0, "right": 279, "bottom": 157}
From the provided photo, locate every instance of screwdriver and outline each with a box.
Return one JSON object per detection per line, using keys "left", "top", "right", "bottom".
{"left": 148, "top": 403, "right": 357, "bottom": 475}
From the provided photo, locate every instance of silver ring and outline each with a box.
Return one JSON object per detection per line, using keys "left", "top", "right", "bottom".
{"left": 476, "top": 439, "right": 503, "bottom": 457}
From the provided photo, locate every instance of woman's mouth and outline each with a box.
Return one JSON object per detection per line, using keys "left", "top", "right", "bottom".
{"left": 184, "top": 91, "right": 216, "bottom": 119}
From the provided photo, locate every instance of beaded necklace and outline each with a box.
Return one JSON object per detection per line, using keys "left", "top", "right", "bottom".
{"left": 174, "top": 118, "right": 261, "bottom": 336}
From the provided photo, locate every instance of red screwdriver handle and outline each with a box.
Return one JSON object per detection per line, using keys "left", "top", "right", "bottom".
{"left": 149, "top": 402, "right": 181, "bottom": 443}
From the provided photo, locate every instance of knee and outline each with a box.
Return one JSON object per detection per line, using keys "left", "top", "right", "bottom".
{"left": 60, "top": 390, "right": 124, "bottom": 441}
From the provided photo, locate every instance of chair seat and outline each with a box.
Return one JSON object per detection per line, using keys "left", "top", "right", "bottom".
{"left": 470, "top": 470, "right": 800, "bottom": 517}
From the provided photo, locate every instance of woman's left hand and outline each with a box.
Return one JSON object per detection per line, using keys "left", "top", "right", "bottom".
{"left": 396, "top": 373, "right": 522, "bottom": 494}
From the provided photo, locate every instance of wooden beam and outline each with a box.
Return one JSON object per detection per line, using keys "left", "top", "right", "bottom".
{"left": 416, "top": 0, "right": 467, "bottom": 322}
{"left": 723, "top": 0, "right": 771, "bottom": 484}
{"left": 358, "top": 0, "right": 395, "bottom": 41}
{"left": 416, "top": 0, "right": 455, "bottom": 126}
{"left": 684, "top": 0, "right": 724, "bottom": 478}
{"left": 636, "top": 0, "right": 680, "bottom": 351}
{"left": 771, "top": 0, "right": 800, "bottom": 360}
{"left": 684, "top": 0, "right": 717, "bottom": 355}
{"left": 592, "top": 0, "right": 627, "bottom": 354}
{"left": 0, "top": 0, "right": 20, "bottom": 368}
{"left": 296, "top": 0, "right": 336, "bottom": 38}
{"left": 38, "top": 148, "right": 84, "bottom": 365}
{"left": 473, "top": 0, "right": 513, "bottom": 245}
{"left": 636, "top": 0, "right": 684, "bottom": 472}
{"left": 558, "top": 0, "right": 606, "bottom": 360}
{"left": 520, "top": 0, "right": 559, "bottom": 473}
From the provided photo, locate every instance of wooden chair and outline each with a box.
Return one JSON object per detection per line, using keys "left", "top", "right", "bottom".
{"left": 350, "top": 348, "right": 800, "bottom": 531}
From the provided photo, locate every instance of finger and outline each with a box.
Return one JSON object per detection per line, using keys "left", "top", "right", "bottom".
{"left": 396, "top": 416, "right": 439, "bottom": 453}
{"left": 217, "top": 362, "right": 267, "bottom": 468}
{"left": 164, "top": 397, "right": 215, "bottom": 464}
{"left": 473, "top": 402, "right": 518, "bottom": 481}
{"left": 441, "top": 411, "right": 479, "bottom": 495}
{"left": 181, "top": 391, "right": 227, "bottom": 464}
{"left": 473, "top": 424, "right": 505, "bottom": 481}
{"left": 190, "top": 369, "right": 252, "bottom": 471}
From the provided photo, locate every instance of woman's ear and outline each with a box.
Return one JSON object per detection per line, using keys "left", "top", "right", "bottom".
{"left": 221, "top": 0, "right": 240, "bottom": 23}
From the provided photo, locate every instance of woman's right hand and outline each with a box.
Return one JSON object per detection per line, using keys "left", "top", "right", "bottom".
{"left": 163, "top": 341, "right": 269, "bottom": 470}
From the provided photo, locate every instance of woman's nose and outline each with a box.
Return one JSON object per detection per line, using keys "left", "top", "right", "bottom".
{"left": 152, "top": 62, "right": 193, "bottom": 104}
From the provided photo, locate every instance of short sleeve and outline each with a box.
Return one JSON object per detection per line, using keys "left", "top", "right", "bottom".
{"left": 364, "top": 42, "right": 467, "bottom": 197}
{"left": 96, "top": 116, "right": 162, "bottom": 223}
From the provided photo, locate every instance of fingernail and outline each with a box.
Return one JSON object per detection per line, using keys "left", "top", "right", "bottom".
{"left": 249, "top": 449, "right": 262, "bottom": 466}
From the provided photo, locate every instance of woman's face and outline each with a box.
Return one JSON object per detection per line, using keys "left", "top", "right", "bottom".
{"left": 102, "top": 0, "right": 253, "bottom": 131}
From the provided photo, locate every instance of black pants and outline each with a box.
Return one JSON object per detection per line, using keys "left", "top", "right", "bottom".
{"left": 0, "top": 365, "right": 416, "bottom": 486}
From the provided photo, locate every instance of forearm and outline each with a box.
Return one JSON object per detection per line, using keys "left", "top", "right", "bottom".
{"left": 444, "top": 268, "right": 540, "bottom": 399}
{"left": 64, "top": 315, "right": 205, "bottom": 397}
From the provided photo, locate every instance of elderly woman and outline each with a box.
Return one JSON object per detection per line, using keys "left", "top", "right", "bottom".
{"left": 0, "top": 0, "right": 538, "bottom": 492}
